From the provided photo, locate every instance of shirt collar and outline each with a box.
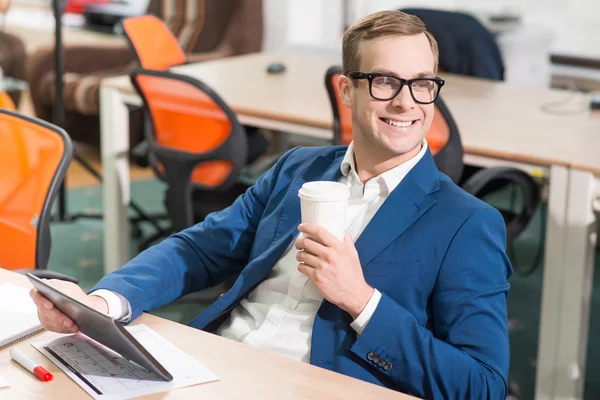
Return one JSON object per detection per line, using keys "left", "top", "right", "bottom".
{"left": 340, "top": 139, "right": 429, "bottom": 194}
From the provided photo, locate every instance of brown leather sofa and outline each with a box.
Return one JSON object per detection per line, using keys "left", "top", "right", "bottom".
{"left": 26, "top": 0, "right": 263, "bottom": 146}
{"left": 0, "top": 31, "right": 27, "bottom": 107}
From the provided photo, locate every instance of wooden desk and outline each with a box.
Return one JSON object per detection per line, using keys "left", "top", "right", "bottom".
{"left": 99, "top": 51, "right": 600, "bottom": 400}
{"left": 0, "top": 269, "right": 413, "bottom": 399}
{"left": 103, "top": 52, "right": 600, "bottom": 173}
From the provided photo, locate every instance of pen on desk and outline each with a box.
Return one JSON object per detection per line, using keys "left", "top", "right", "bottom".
{"left": 9, "top": 348, "right": 54, "bottom": 382}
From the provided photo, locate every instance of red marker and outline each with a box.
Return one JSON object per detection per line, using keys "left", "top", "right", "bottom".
{"left": 9, "top": 348, "right": 54, "bottom": 382}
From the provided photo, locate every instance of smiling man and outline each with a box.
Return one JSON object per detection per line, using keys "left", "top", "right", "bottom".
{"left": 31, "top": 10, "right": 511, "bottom": 399}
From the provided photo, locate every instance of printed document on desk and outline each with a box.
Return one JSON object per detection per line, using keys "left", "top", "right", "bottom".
{"left": 32, "top": 324, "right": 219, "bottom": 399}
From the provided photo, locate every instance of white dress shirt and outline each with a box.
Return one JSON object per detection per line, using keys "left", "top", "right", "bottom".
{"left": 92, "top": 140, "right": 428, "bottom": 363}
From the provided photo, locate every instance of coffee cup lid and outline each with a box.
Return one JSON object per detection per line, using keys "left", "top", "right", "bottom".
{"left": 298, "top": 181, "right": 349, "bottom": 201}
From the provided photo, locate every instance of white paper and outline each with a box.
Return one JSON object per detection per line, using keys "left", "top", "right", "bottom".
{"left": 0, "top": 284, "right": 43, "bottom": 348}
{"left": 0, "top": 372, "right": 9, "bottom": 388}
{"left": 32, "top": 324, "right": 218, "bottom": 399}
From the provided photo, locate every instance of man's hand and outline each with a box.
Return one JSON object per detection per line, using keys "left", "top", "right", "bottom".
{"left": 296, "top": 223, "right": 374, "bottom": 319}
{"left": 0, "top": 0, "right": 10, "bottom": 13}
{"left": 29, "top": 280, "right": 109, "bottom": 334}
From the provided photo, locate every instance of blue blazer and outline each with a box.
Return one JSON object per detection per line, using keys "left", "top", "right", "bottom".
{"left": 93, "top": 146, "right": 512, "bottom": 399}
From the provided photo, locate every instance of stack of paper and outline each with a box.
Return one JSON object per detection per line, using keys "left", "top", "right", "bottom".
{"left": 0, "top": 283, "right": 43, "bottom": 349}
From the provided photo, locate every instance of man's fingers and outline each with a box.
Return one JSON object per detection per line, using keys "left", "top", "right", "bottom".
{"left": 40, "top": 311, "right": 79, "bottom": 334}
{"left": 295, "top": 234, "right": 327, "bottom": 257}
{"left": 30, "top": 289, "right": 53, "bottom": 310}
{"left": 297, "top": 263, "right": 316, "bottom": 280}
{"left": 37, "top": 309, "right": 78, "bottom": 333}
{"left": 296, "top": 249, "right": 322, "bottom": 269}
{"left": 31, "top": 289, "right": 79, "bottom": 333}
{"left": 298, "top": 223, "right": 339, "bottom": 247}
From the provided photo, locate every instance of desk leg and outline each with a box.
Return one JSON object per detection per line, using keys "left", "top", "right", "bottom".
{"left": 535, "top": 165, "right": 569, "bottom": 400}
{"left": 100, "top": 85, "right": 131, "bottom": 274}
{"left": 554, "top": 170, "right": 597, "bottom": 399}
{"left": 535, "top": 168, "right": 597, "bottom": 400}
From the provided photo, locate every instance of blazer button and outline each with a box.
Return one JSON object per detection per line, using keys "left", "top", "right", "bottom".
{"left": 373, "top": 355, "right": 381, "bottom": 364}
{"left": 383, "top": 362, "right": 392, "bottom": 371}
{"left": 367, "top": 352, "right": 376, "bottom": 361}
{"left": 378, "top": 359, "right": 387, "bottom": 368}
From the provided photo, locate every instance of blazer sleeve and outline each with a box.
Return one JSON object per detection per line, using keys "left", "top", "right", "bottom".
{"left": 349, "top": 207, "right": 512, "bottom": 399}
{"left": 90, "top": 148, "right": 300, "bottom": 321}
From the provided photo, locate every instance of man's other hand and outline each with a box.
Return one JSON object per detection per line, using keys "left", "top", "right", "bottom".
{"left": 29, "top": 280, "right": 108, "bottom": 334}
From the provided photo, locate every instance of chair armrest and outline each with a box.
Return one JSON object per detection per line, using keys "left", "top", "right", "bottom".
{"left": 461, "top": 167, "right": 541, "bottom": 242}
{"left": 15, "top": 269, "right": 79, "bottom": 284}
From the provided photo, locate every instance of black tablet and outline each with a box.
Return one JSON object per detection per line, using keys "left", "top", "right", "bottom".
{"left": 26, "top": 273, "right": 173, "bottom": 381}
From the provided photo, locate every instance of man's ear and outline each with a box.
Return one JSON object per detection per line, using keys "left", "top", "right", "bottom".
{"left": 337, "top": 74, "right": 354, "bottom": 108}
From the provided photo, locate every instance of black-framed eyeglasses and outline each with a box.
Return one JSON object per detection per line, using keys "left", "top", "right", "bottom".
{"left": 348, "top": 72, "right": 445, "bottom": 104}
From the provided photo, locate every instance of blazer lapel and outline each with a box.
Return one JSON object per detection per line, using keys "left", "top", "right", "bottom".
{"left": 355, "top": 150, "right": 440, "bottom": 270}
{"left": 251, "top": 149, "right": 347, "bottom": 279}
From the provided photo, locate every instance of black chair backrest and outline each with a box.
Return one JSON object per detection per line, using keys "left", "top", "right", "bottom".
{"left": 130, "top": 68, "right": 248, "bottom": 229}
{"left": 401, "top": 8, "right": 504, "bottom": 80}
{"left": 432, "top": 96, "right": 464, "bottom": 184}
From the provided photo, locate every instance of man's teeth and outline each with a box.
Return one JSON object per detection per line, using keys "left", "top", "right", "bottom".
{"left": 385, "top": 119, "right": 413, "bottom": 127}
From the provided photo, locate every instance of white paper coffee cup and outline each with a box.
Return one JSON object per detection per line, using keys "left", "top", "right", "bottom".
{"left": 298, "top": 181, "right": 349, "bottom": 241}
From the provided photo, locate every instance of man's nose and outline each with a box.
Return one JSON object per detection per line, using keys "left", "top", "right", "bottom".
{"left": 391, "top": 85, "right": 416, "bottom": 109}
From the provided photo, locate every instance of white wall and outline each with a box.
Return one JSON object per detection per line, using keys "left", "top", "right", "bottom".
{"left": 264, "top": 0, "right": 600, "bottom": 55}
{"left": 263, "top": 0, "right": 344, "bottom": 52}
{"left": 263, "top": 0, "right": 600, "bottom": 87}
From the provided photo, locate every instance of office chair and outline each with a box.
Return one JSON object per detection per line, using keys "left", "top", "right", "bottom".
{"left": 121, "top": 14, "right": 268, "bottom": 166}
{"left": 401, "top": 8, "right": 505, "bottom": 81}
{"left": 119, "top": 15, "right": 193, "bottom": 239}
{"left": 0, "top": 109, "right": 78, "bottom": 283}
{"left": 129, "top": 68, "right": 249, "bottom": 250}
{"left": 0, "top": 92, "right": 16, "bottom": 111}
{"left": 121, "top": 15, "right": 269, "bottom": 244}
{"left": 121, "top": 14, "right": 191, "bottom": 167}
{"left": 324, "top": 66, "right": 540, "bottom": 245}
{"left": 122, "top": 15, "right": 187, "bottom": 70}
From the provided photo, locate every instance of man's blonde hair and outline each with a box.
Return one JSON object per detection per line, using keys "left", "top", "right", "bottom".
{"left": 342, "top": 10, "right": 439, "bottom": 75}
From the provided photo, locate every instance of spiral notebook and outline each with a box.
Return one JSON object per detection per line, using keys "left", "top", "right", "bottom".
{"left": 0, "top": 283, "right": 44, "bottom": 349}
